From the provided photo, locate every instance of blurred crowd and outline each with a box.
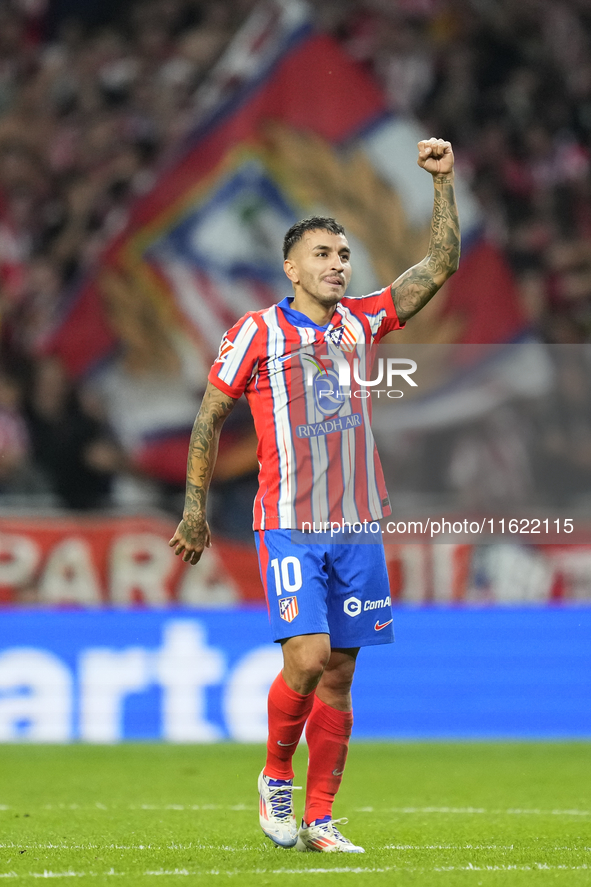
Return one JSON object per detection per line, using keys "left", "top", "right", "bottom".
{"left": 1, "top": 0, "right": 591, "bottom": 514}
{"left": 0, "top": 0, "right": 258, "bottom": 509}
{"left": 321, "top": 0, "right": 591, "bottom": 343}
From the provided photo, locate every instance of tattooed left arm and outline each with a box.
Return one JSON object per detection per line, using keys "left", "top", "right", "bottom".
{"left": 392, "top": 139, "right": 461, "bottom": 323}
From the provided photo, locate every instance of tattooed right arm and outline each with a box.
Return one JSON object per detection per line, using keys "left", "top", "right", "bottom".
{"left": 169, "top": 382, "right": 237, "bottom": 564}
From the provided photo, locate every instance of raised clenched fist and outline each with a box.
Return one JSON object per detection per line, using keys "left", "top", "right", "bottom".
{"left": 417, "top": 138, "right": 454, "bottom": 178}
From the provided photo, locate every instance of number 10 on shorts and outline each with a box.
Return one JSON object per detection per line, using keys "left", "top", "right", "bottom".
{"left": 270, "top": 557, "right": 302, "bottom": 596}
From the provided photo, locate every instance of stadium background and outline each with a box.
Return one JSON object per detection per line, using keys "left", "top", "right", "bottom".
{"left": 0, "top": 0, "right": 590, "bottom": 744}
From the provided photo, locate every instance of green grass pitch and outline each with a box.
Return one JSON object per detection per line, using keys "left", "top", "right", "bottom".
{"left": 0, "top": 743, "right": 589, "bottom": 885}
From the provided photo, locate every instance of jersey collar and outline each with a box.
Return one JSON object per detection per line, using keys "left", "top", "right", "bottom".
{"left": 278, "top": 296, "right": 343, "bottom": 334}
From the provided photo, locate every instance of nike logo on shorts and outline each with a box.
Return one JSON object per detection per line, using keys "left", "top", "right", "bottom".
{"left": 277, "top": 739, "right": 298, "bottom": 746}
{"left": 332, "top": 769, "right": 344, "bottom": 776}
{"left": 374, "top": 618, "right": 393, "bottom": 631}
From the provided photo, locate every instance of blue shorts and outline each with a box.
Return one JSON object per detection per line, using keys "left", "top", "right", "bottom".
{"left": 255, "top": 528, "right": 394, "bottom": 647}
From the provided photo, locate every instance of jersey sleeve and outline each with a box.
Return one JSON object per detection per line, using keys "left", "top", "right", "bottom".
{"left": 351, "top": 285, "right": 405, "bottom": 342}
{"left": 208, "top": 313, "right": 262, "bottom": 398}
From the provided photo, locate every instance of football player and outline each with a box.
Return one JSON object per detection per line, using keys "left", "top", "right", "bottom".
{"left": 171, "top": 138, "right": 460, "bottom": 852}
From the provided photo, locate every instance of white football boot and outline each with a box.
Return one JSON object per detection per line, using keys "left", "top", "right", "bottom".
{"left": 258, "top": 770, "right": 301, "bottom": 848}
{"left": 296, "top": 816, "right": 365, "bottom": 853}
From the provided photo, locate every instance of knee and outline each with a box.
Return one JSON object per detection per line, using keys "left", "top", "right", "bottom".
{"left": 320, "top": 663, "right": 355, "bottom": 697}
{"left": 317, "top": 651, "right": 358, "bottom": 706}
{"left": 296, "top": 654, "right": 330, "bottom": 686}
{"left": 290, "top": 648, "right": 330, "bottom": 685}
{"left": 282, "top": 636, "right": 331, "bottom": 694}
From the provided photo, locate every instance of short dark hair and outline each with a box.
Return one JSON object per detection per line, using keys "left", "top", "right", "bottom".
{"left": 282, "top": 216, "right": 346, "bottom": 259}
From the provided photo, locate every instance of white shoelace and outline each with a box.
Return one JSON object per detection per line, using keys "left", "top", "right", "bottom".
{"left": 309, "top": 817, "right": 354, "bottom": 845}
{"left": 329, "top": 818, "right": 351, "bottom": 844}
{"left": 267, "top": 783, "right": 301, "bottom": 820}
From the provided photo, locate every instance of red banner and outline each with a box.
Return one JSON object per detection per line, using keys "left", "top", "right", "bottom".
{"left": 1, "top": 514, "right": 589, "bottom": 607}
{"left": 0, "top": 514, "right": 263, "bottom": 607}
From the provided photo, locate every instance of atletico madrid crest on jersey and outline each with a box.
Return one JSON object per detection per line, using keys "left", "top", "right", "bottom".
{"left": 279, "top": 596, "right": 299, "bottom": 623}
{"left": 325, "top": 318, "right": 358, "bottom": 352}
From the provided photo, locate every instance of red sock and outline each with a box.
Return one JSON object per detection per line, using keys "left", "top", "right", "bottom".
{"left": 304, "top": 696, "right": 353, "bottom": 824}
{"left": 265, "top": 673, "right": 315, "bottom": 780}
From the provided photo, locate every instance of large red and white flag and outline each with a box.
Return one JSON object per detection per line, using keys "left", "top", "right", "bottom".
{"left": 45, "top": 0, "right": 525, "bottom": 484}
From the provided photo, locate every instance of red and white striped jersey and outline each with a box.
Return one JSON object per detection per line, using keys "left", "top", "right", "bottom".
{"left": 208, "top": 286, "right": 404, "bottom": 529}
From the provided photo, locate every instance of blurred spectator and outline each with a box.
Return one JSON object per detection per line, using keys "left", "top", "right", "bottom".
{"left": 25, "top": 356, "right": 123, "bottom": 509}
{"left": 0, "top": 369, "right": 37, "bottom": 493}
{"left": 532, "top": 347, "right": 591, "bottom": 505}
{"left": 447, "top": 406, "right": 535, "bottom": 509}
